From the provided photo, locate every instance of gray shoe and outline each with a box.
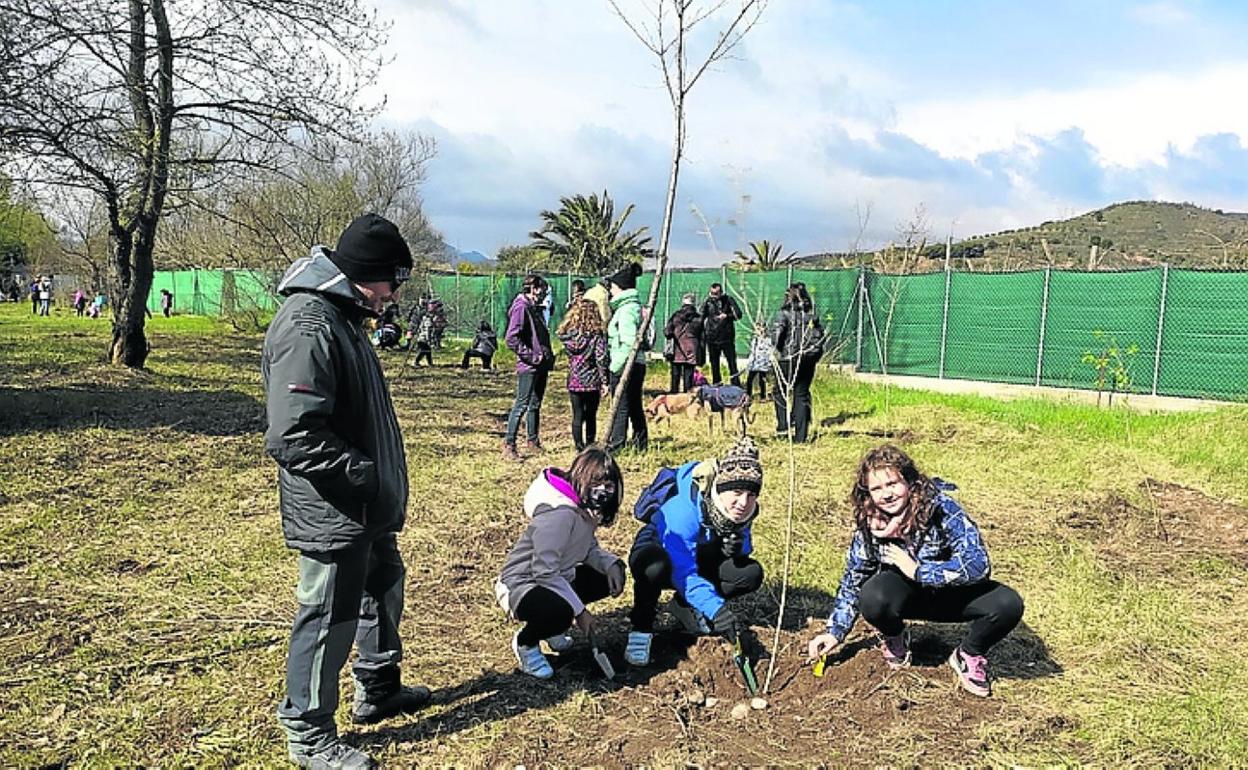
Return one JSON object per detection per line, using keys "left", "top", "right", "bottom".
{"left": 352, "top": 684, "right": 432, "bottom": 725}
{"left": 290, "top": 741, "right": 376, "bottom": 770}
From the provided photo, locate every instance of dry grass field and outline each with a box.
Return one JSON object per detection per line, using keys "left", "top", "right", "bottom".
{"left": 2, "top": 303, "right": 1246, "bottom": 766}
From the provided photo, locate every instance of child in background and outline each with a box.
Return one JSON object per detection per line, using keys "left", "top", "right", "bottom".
{"left": 461, "top": 320, "right": 498, "bottom": 369}
{"left": 744, "top": 322, "right": 773, "bottom": 400}
{"left": 557, "top": 299, "right": 610, "bottom": 451}
{"left": 495, "top": 447, "right": 627, "bottom": 679}
{"left": 806, "top": 444, "right": 1024, "bottom": 697}
{"left": 410, "top": 312, "right": 435, "bottom": 366}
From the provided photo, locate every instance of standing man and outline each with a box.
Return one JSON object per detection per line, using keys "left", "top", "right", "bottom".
{"left": 502, "top": 273, "right": 554, "bottom": 461}
{"left": 700, "top": 282, "right": 743, "bottom": 386}
{"left": 263, "top": 213, "right": 430, "bottom": 770}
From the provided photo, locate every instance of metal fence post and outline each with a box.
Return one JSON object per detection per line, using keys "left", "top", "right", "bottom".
{"left": 938, "top": 252, "right": 952, "bottom": 379}
{"left": 787, "top": 263, "right": 794, "bottom": 286}
{"left": 1035, "top": 266, "right": 1051, "bottom": 387}
{"left": 1152, "top": 263, "right": 1169, "bottom": 395}
{"left": 855, "top": 266, "right": 865, "bottom": 369}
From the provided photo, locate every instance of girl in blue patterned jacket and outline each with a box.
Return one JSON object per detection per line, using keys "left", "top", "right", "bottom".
{"left": 807, "top": 445, "right": 1023, "bottom": 697}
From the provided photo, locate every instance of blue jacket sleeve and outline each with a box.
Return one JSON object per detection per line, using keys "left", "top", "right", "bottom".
{"left": 633, "top": 467, "right": 680, "bottom": 523}
{"left": 825, "top": 529, "right": 878, "bottom": 642}
{"left": 664, "top": 508, "right": 725, "bottom": 619}
{"left": 914, "top": 497, "right": 991, "bottom": 587}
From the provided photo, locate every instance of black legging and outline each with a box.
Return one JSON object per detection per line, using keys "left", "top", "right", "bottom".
{"left": 746, "top": 370, "right": 768, "bottom": 399}
{"left": 670, "top": 363, "right": 694, "bottom": 393}
{"left": 627, "top": 542, "right": 764, "bottom": 632}
{"left": 413, "top": 343, "right": 433, "bottom": 366}
{"left": 773, "top": 353, "right": 819, "bottom": 442}
{"left": 858, "top": 570, "right": 1024, "bottom": 657}
{"left": 569, "top": 390, "right": 601, "bottom": 451}
{"left": 461, "top": 350, "right": 493, "bottom": 369}
{"left": 514, "top": 565, "right": 611, "bottom": 646}
{"left": 607, "top": 364, "right": 647, "bottom": 452}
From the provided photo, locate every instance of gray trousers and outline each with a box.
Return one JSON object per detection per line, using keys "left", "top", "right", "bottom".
{"left": 277, "top": 533, "right": 406, "bottom": 754}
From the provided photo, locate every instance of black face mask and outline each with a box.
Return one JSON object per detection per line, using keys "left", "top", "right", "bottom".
{"left": 583, "top": 483, "right": 616, "bottom": 512}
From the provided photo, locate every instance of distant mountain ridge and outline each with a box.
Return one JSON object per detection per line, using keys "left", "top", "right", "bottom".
{"left": 803, "top": 201, "right": 1248, "bottom": 271}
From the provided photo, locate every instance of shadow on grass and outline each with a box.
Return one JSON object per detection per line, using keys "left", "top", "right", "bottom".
{"left": 0, "top": 385, "right": 264, "bottom": 436}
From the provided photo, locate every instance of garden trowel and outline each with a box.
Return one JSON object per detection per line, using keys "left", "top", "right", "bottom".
{"left": 732, "top": 636, "right": 759, "bottom": 694}
{"left": 588, "top": 628, "right": 615, "bottom": 680}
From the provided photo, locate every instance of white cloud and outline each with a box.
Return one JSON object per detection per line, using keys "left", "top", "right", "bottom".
{"left": 898, "top": 62, "right": 1248, "bottom": 167}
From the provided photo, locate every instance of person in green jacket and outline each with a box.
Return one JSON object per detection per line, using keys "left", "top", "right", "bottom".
{"left": 262, "top": 214, "right": 430, "bottom": 770}
{"left": 605, "top": 262, "right": 648, "bottom": 452}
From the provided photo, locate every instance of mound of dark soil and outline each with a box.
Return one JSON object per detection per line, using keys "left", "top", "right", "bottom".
{"left": 484, "top": 626, "right": 1004, "bottom": 766}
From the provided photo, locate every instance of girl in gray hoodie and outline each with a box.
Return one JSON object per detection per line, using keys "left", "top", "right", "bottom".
{"left": 495, "top": 447, "right": 627, "bottom": 678}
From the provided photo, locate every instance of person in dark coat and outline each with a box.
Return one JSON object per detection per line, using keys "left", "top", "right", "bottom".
{"left": 503, "top": 274, "right": 555, "bottom": 461}
{"left": 664, "top": 292, "right": 704, "bottom": 393}
{"left": 770, "top": 282, "right": 825, "bottom": 443}
{"left": 461, "top": 320, "right": 499, "bottom": 369}
{"left": 700, "top": 283, "right": 743, "bottom": 386}
{"left": 262, "top": 214, "right": 430, "bottom": 770}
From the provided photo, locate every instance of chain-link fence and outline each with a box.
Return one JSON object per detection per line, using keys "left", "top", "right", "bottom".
{"left": 147, "top": 264, "right": 1248, "bottom": 402}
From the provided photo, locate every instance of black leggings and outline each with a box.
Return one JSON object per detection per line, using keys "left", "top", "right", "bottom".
{"left": 628, "top": 543, "right": 764, "bottom": 632}
{"left": 569, "top": 390, "right": 601, "bottom": 450}
{"left": 746, "top": 370, "right": 767, "bottom": 399}
{"left": 413, "top": 343, "right": 433, "bottom": 366}
{"left": 513, "top": 565, "right": 611, "bottom": 646}
{"left": 773, "top": 354, "right": 819, "bottom": 442}
{"left": 461, "top": 350, "right": 493, "bottom": 369}
{"left": 669, "top": 363, "right": 694, "bottom": 393}
{"left": 858, "top": 570, "right": 1024, "bottom": 657}
{"left": 607, "top": 364, "right": 647, "bottom": 452}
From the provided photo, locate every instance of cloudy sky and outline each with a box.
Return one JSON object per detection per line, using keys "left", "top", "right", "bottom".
{"left": 370, "top": 0, "right": 1248, "bottom": 265}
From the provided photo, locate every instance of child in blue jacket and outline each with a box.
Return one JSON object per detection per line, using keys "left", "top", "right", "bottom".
{"left": 807, "top": 444, "right": 1024, "bottom": 697}
{"left": 624, "top": 438, "right": 765, "bottom": 667}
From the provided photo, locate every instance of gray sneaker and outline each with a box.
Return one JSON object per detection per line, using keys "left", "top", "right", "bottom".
{"left": 290, "top": 742, "right": 376, "bottom": 770}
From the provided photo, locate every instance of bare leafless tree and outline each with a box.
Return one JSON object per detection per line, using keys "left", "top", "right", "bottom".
{"left": 605, "top": 0, "right": 767, "bottom": 423}
{"left": 0, "top": 0, "right": 386, "bottom": 366}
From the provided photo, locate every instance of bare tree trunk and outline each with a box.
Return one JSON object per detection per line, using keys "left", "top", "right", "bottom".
{"left": 606, "top": 80, "right": 684, "bottom": 429}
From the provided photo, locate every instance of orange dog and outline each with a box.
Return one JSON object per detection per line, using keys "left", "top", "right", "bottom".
{"left": 645, "top": 389, "right": 752, "bottom": 437}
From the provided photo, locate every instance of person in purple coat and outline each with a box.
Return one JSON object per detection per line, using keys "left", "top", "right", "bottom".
{"left": 557, "top": 298, "right": 610, "bottom": 451}
{"left": 503, "top": 274, "right": 555, "bottom": 461}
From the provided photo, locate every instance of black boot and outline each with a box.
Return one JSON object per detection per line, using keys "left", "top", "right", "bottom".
{"left": 351, "top": 684, "right": 432, "bottom": 725}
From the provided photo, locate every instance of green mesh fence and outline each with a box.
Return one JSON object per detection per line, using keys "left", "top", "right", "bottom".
{"left": 149, "top": 264, "right": 1248, "bottom": 402}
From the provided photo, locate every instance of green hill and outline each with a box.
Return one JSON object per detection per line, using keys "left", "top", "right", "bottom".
{"left": 805, "top": 201, "right": 1248, "bottom": 271}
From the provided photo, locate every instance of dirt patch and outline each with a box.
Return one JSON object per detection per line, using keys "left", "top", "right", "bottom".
{"left": 1065, "top": 480, "right": 1248, "bottom": 569}
{"left": 477, "top": 625, "right": 1006, "bottom": 766}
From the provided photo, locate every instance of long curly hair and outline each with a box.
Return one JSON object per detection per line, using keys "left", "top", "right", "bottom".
{"left": 557, "top": 298, "right": 605, "bottom": 336}
{"left": 849, "top": 444, "right": 937, "bottom": 543}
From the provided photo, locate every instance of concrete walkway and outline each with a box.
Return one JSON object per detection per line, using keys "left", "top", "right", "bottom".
{"left": 845, "top": 371, "right": 1229, "bottom": 413}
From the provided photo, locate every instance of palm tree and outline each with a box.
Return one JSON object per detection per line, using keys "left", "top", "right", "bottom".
{"left": 529, "top": 190, "right": 653, "bottom": 274}
{"left": 732, "top": 239, "right": 797, "bottom": 271}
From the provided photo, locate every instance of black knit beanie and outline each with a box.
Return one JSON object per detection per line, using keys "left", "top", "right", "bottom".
{"left": 330, "top": 214, "right": 413, "bottom": 284}
{"left": 606, "top": 262, "right": 642, "bottom": 291}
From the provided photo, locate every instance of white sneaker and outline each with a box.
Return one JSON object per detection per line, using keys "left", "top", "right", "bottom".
{"left": 625, "top": 631, "right": 653, "bottom": 666}
{"left": 512, "top": 632, "right": 554, "bottom": 679}
{"left": 669, "top": 600, "right": 711, "bottom": 635}
{"left": 545, "top": 633, "right": 574, "bottom": 653}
